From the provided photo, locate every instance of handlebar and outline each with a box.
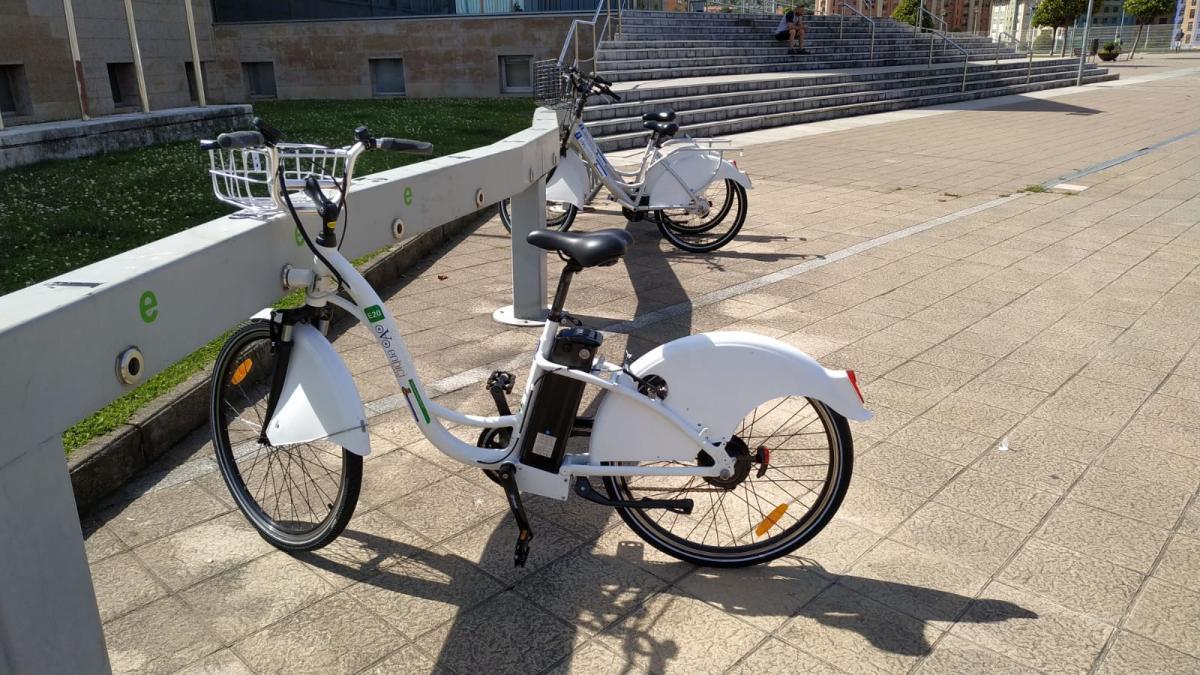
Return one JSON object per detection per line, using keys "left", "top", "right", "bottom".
{"left": 378, "top": 137, "right": 435, "bottom": 155}
{"left": 214, "top": 130, "right": 266, "bottom": 150}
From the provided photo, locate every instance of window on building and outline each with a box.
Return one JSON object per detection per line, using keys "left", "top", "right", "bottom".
{"left": 369, "top": 58, "right": 406, "bottom": 96}
{"left": 242, "top": 62, "right": 277, "bottom": 99}
{"left": 185, "top": 61, "right": 211, "bottom": 102}
{"left": 107, "top": 62, "right": 138, "bottom": 107}
{"left": 499, "top": 55, "right": 532, "bottom": 94}
{"left": 0, "top": 64, "right": 29, "bottom": 115}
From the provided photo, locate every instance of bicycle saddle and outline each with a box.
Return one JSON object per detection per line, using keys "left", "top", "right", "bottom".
{"left": 527, "top": 229, "right": 633, "bottom": 268}
{"left": 642, "top": 109, "right": 676, "bottom": 123}
{"left": 642, "top": 120, "right": 679, "bottom": 137}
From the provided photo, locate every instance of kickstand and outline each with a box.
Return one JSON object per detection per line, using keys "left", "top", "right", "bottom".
{"left": 495, "top": 463, "right": 534, "bottom": 567}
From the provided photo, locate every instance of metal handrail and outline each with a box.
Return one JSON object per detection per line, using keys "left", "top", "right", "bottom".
{"left": 996, "top": 30, "right": 1034, "bottom": 84}
{"left": 558, "top": 0, "right": 618, "bottom": 73}
{"left": 910, "top": 6, "right": 970, "bottom": 91}
{"left": 838, "top": 2, "right": 877, "bottom": 60}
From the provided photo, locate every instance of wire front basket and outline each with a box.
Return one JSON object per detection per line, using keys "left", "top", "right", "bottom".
{"left": 205, "top": 142, "right": 352, "bottom": 213}
{"left": 534, "top": 59, "right": 573, "bottom": 110}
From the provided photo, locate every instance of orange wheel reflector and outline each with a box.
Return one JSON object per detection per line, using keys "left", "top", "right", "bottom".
{"left": 755, "top": 503, "right": 789, "bottom": 537}
{"left": 230, "top": 358, "right": 253, "bottom": 386}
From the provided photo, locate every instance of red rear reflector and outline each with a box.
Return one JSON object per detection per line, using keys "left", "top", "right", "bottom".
{"left": 731, "top": 160, "right": 738, "bottom": 168}
{"left": 846, "top": 370, "right": 864, "bottom": 403}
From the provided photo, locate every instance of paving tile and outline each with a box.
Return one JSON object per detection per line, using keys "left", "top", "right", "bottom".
{"left": 933, "top": 470, "right": 1059, "bottom": 534}
{"left": 587, "top": 524, "right": 695, "bottom": 583}
{"left": 861, "top": 377, "right": 944, "bottom": 414}
{"left": 983, "top": 358, "right": 1080, "bottom": 393}
{"left": 884, "top": 360, "right": 975, "bottom": 393}
{"left": 957, "top": 378, "right": 1049, "bottom": 415}
{"left": 516, "top": 548, "right": 668, "bottom": 635}
{"left": 419, "top": 591, "right": 578, "bottom": 675}
{"left": 104, "top": 596, "right": 222, "bottom": 675}
{"left": 728, "top": 637, "right": 844, "bottom": 675}
{"left": 1096, "top": 630, "right": 1200, "bottom": 675}
{"left": 998, "top": 538, "right": 1143, "bottom": 624}
{"left": 544, "top": 641, "right": 645, "bottom": 674}
{"left": 290, "top": 509, "right": 434, "bottom": 589}
{"left": 380, "top": 474, "right": 508, "bottom": 544}
{"left": 233, "top": 591, "right": 402, "bottom": 674}
{"left": 132, "top": 512, "right": 275, "bottom": 591}
{"left": 799, "top": 519, "right": 882, "bottom": 576}
{"left": 916, "top": 345, "right": 999, "bottom": 375}
{"left": 836, "top": 476, "right": 926, "bottom": 535}
{"left": 1069, "top": 465, "right": 1192, "bottom": 529}
{"left": 914, "top": 635, "right": 1033, "bottom": 675}
{"left": 1078, "top": 360, "right": 1168, "bottom": 392}
{"left": 358, "top": 644, "right": 445, "bottom": 675}
{"left": 359, "top": 447, "right": 454, "bottom": 509}
{"left": 893, "top": 503, "right": 1024, "bottom": 575}
{"left": 90, "top": 552, "right": 169, "bottom": 624}
{"left": 441, "top": 511, "right": 581, "bottom": 585}
{"left": 676, "top": 558, "right": 831, "bottom": 632}
{"left": 1138, "top": 393, "right": 1200, "bottom": 431}
{"left": 1117, "top": 416, "right": 1200, "bottom": 460}
{"left": 949, "top": 581, "right": 1111, "bottom": 673}
{"left": 1096, "top": 439, "right": 1200, "bottom": 491}
{"left": 174, "top": 649, "right": 254, "bottom": 675}
{"left": 181, "top": 550, "right": 336, "bottom": 643}
{"left": 778, "top": 583, "right": 943, "bottom": 674}
{"left": 843, "top": 539, "right": 989, "bottom": 629}
{"left": 970, "top": 444, "right": 1087, "bottom": 495}
{"left": 347, "top": 546, "right": 504, "bottom": 639}
{"left": 100, "top": 481, "right": 229, "bottom": 548}
{"left": 857, "top": 442, "right": 962, "bottom": 498}
{"left": 83, "top": 522, "right": 129, "bottom": 564}
{"left": 887, "top": 417, "right": 994, "bottom": 465}
{"left": 922, "top": 395, "right": 1024, "bottom": 439}
{"left": 1126, "top": 578, "right": 1200, "bottom": 659}
{"left": 1037, "top": 499, "right": 1170, "bottom": 573}
{"left": 1154, "top": 535, "right": 1200, "bottom": 592}
{"left": 1004, "top": 416, "right": 1112, "bottom": 463}
{"left": 1033, "top": 376, "right": 1149, "bottom": 437}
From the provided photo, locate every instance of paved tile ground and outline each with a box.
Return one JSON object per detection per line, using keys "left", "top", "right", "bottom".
{"left": 84, "top": 56, "right": 1200, "bottom": 674}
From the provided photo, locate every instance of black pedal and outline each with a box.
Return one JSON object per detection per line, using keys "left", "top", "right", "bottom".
{"left": 486, "top": 371, "right": 515, "bottom": 416}
{"left": 495, "top": 463, "right": 534, "bottom": 567}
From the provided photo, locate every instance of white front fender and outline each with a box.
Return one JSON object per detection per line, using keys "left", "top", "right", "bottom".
{"left": 545, "top": 149, "right": 589, "bottom": 208}
{"left": 589, "top": 332, "right": 869, "bottom": 464}
{"left": 265, "top": 323, "right": 370, "bottom": 456}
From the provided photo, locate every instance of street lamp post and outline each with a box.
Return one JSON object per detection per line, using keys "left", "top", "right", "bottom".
{"left": 1076, "top": 0, "right": 1094, "bottom": 84}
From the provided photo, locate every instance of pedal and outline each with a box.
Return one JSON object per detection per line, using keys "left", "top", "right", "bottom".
{"left": 495, "top": 463, "right": 534, "bottom": 567}
{"left": 486, "top": 371, "right": 515, "bottom": 416}
{"left": 574, "top": 477, "right": 693, "bottom": 514}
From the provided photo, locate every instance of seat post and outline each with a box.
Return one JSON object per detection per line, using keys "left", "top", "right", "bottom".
{"left": 548, "top": 262, "right": 582, "bottom": 322}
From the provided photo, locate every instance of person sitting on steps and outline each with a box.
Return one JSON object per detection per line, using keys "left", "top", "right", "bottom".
{"left": 775, "top": 5, "right": 808, "bottom": 55}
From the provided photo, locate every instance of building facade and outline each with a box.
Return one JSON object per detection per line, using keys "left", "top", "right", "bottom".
{"left": 0, "top": 0, "right": 591, "bottom": 127}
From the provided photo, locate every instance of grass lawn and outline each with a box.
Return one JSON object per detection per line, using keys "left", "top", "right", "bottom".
{"left": 0, "top": 97, "right": 535, "bottom": 454}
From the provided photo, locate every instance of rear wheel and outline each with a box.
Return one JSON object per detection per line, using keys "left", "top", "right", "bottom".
{"left": 603, "top": 396, "right": 852, "bottom": 567}
{"left": 655, "top": 178, "right": 747, "bottom": 252}
{"left": 209, "top": 321, "right": 362, "bottom": 551}
{"left": 499, "top": 199, "right": 578, "bottom": 233}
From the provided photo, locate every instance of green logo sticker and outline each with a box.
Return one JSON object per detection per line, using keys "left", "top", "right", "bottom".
{"left": 364, "top": 305, "right": 385, "bottom": 323}
{"left": 139, "top": 291, "right": 158, "bottom": 323}
{"left": 403, "top": 187, "right": 413, "bottom": 206}
{"left": 294, "top": 229, "right": 304, "bottom": 246}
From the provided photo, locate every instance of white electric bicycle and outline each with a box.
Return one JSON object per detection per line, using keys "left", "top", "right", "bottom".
{"left": 499, "top": 65, "right": 751, "bottom": 253}
{"left": 201, "top": 118, "right": 869, "bottom": 568}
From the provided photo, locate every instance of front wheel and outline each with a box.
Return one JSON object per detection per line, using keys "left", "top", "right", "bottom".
{"left": 655, "top": 179, "right": 747, "bottom": 253}
{"left": 209, "top": 320, "right": 362, "bottom": 551}
{"left": 604, "top": 396, "right": 852, "bottom": 567}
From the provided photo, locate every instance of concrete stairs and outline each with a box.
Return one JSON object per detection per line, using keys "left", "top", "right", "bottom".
{"left": 588, "top": 10, "right": 1116, "bottom": 149}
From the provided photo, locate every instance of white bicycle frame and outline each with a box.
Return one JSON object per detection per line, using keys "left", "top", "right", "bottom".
{"left": 259, "top": 142, "right": 870, "bottom": 503}
{"left": 547, "top": 115, "right": 752, "bottom": 215}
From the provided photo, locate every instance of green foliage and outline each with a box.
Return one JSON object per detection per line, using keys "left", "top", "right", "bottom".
{"left": 1030, "top": 0, "right": 1088, "bottom": 28}
{"left": 1101, "top": 40, "right": 1121, "bottom": 51}
{"left": 892, "top": 0, "right": 933, "bottom": 27}
{"left": 0, "top": 98, "right": 534, "bottom": 453}
{"left": 1122, "top": 0, "right": 1173, "bottom": 22}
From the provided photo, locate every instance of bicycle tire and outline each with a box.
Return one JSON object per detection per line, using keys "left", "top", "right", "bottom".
{"left": 655, "top": 179, "right": 747, "bottom": 253}
{"left": 209, "top": 320, "right": 362, "bottom": 551}
{"left": 603, "top": 397, "right": 853, "bottom": 567}
{"left": 659, "top": 178, "right": 736, "bottom": 235}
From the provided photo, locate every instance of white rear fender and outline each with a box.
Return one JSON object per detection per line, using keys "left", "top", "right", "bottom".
{"left": 545, "top": 149, "right": 588, "bottom": 208}
{"left": 716, "top": 158, "right": 752, "bottom": 189}
{"left": 265, "top": 323, "right": 370, "bottom": 456}
{"left": 589, "top": 332, "right": 869, "bottom": 464}
{"left": 647, "top": 153, "right": 751, "bottom": 209}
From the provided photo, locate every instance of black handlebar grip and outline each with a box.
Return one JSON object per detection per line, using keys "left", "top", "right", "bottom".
{"left": 252, "top": 117, "right": 285, "bottom": 145}
{"left": 593, "top": 73, "right": 613, "bottom": 86}
{"left": 198, "top": 139, "right": 220, "bottom": 152}
{"left": 216, "top": 131, "right": 266, "bottom": 150}
{"left": 377, "top": 137, "right": 434, "bottom": 155}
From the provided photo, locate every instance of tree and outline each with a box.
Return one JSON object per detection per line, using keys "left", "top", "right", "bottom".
{"left": 892, "top": 0, "right": 933, "bottom": 28}
{"left": 1031, "top": 0, "right": 1088, "bottom": 55}
{"left": 1123, "top": 0, "right": 1173, "bottom": 58}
